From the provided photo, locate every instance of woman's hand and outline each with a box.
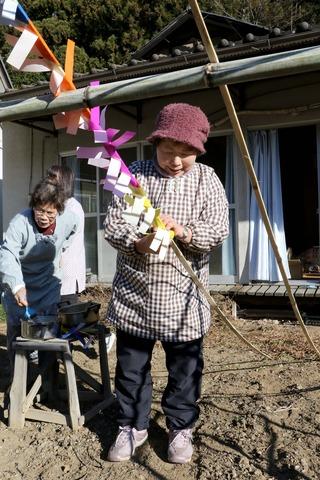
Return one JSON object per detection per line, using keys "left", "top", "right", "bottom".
{"left": 159, "top": 214, "right": 184, "bottom": 237}
{"left": 135, "top": 214, "right": 192, "bottom": 254}
{"left": 135, "top": 233, "right": 159, "bottom": 254}
{"left": 14, "top": 287, "right": 28, "bottom": 307}
{"left": 159, "top": 214, "right": 192, "bottom": 243}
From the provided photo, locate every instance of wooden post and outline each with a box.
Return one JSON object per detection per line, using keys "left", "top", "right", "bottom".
{"left": 63, "top": 349, "right": 82, "bottom": 430}
{"left": 189, "top": 0, "right": 320, "bottom": 358}
{"left": 9, "top": 350, "right": 28, "bottom": 428}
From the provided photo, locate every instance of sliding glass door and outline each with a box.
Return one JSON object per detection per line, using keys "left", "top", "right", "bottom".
{"left": 61, "top": 135, "right": 237, "bottom": 284}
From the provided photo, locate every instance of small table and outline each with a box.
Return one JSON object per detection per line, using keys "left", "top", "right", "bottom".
{"left": 8, "top": 323, "right": 115, "bottom": 430}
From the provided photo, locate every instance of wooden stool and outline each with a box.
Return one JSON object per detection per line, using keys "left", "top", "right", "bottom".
{"left": 8, "top": 323, "right": 115, "bottom": 430}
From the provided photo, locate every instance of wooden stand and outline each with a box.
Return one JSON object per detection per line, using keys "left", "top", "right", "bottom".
{"left": 8, "top": 324, "right": 115, "bottom": 430}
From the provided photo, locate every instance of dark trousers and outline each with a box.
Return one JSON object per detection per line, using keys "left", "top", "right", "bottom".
{"left": 115, "top": 329, "right": 204, "bottom": 431}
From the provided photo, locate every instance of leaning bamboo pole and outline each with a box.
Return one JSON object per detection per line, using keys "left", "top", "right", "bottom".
{"left": 189, "top": 0, "right": 320, "bottom": 358}
{"left": 172, "top": 242, "right": 272, "bottom": 359}
{"left": 1, "top": 44, "right": 320, "bottom": 122}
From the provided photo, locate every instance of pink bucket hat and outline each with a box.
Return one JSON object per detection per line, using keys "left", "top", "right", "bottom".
{"left": 146, "top": 103, "right": 210, "bottom": 154}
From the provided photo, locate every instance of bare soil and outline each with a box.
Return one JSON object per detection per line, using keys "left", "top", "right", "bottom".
{"left": 0, "top": 287, "right": 320, "bottom": 480}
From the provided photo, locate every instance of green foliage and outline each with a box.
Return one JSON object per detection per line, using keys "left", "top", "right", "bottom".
{"left": 1, "top": 0, "right": 320, "bottom": 88}
{"left": 198, "top": 0, "right": 318, "bottom": 29}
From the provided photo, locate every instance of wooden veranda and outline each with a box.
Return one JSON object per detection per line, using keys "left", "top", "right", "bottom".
{"left": 211, "top": 283, "right": 320, "bottom": 323}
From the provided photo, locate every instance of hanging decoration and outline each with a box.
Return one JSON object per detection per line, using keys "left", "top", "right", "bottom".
{"left": 76, "top": 82, "right": 175, "bottom": 259}
{"left": 0, "top": 0, "right": 90, "bottom": 133}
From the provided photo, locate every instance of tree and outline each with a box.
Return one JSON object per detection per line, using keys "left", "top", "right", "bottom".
{"left": 198, "top": 0, "right": 316, "bottom": 30}
{"left": 1, "top": 1, "right": 320, "bottom": 88}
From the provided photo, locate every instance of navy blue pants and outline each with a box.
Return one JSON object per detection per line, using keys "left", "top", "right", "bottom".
{"left": 115, "top": 329, "right": 204, "bottom": 431}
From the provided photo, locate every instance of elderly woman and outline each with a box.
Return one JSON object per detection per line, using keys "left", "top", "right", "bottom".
{"left": 0, "top": 179, "right": 79, "bottom": 369}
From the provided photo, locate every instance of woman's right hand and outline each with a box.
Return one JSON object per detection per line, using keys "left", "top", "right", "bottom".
{"left": 135, "top": 233, "right": 159, "bottom": 254}
{"left": 14, "top": 287, "right": 28, "bottom": 307}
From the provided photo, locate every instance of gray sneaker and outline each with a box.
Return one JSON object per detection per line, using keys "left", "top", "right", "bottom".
{"left": 107, "top": 426, "right": 148, "bottom": 462}
{"left": 168, "top": 428, "right": 193, "bottom": 464}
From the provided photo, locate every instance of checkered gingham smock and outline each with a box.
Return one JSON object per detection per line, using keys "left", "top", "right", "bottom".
{"left": 104, "top": 159, "right": 229, "bottom": 342}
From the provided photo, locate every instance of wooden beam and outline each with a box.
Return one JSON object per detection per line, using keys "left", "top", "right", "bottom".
{"left": 0, "top": 65, "right": 211, "bottom": 122}
{"left": 1, "top": 44, "right": 320, "bottom": 122}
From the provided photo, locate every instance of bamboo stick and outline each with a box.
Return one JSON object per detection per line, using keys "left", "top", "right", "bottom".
{"left": 1, "top": 44, "right": 320, "bottom": 122}
{"left": 172, "top": 242, "right": 272, "bottom": 359}
{"left": 209, "top": 44, "right": 320, "bottom": 85}
{"left": 189, "top": 0, "right": 320, "bottom": 358}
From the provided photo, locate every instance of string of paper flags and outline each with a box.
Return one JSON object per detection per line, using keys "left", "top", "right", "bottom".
{"left": 0, "top": 1, "right": 173, "bottom": 258}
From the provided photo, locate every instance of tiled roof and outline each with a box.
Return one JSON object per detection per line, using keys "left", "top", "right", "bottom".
{"left": 0, "top": 10, "right": 318, "bottom": 101}
{"left": 0, "top": 55, "right": 13, "bottom": 92}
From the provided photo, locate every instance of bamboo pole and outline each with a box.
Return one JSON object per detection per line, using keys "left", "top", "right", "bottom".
{"left": 209, "top": 45, "right": 320, "bottom": 85}
{"left": 172, "top": 242, "right": 272, "bottom": 359}
{"left": 2, "top": 44, "right": 320, "bottom": 122}
{"left": 0, "top": 65, "right": 210, "bottom": 122}
{"left": 189, "top": 0, "right": 320, "bottom": 358}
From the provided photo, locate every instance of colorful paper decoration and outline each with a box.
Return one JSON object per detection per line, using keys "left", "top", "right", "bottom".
{"left": 0, "top": 0, "right": 30, "bottom": 28}
{"left": 0, "top": 5, "right": 174, "bottom": 259}
{"left": 77, "top": 83, "right": 137, "bottom": 195}
{"left": 0, "top": 1, "right": 90, "bottom": 133}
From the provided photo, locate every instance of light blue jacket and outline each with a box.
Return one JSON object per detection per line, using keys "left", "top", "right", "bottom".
{"left": 0, "top": 208, "right": 79, "bottom": 321}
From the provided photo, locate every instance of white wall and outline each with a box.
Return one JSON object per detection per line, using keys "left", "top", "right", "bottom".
{"left": 2, "top": 122, "right": 59, "bottom": 229}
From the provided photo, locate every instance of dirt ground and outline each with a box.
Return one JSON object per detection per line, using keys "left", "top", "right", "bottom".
{"left": 0, "top": 287, "right": 320, "bottom": 480}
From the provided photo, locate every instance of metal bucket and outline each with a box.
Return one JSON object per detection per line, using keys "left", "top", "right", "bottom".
{"left": 58, "top": 301, "right": 100, "bottom": 328}
{"left": 20, "top": 315, "right": 59, "bottom": 340}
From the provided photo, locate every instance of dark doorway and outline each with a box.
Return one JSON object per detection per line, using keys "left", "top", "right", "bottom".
{"left": 279, "top": 125, "right": 318, "bottom": 258}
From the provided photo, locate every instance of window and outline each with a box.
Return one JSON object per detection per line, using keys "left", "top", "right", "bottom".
{"left": 146, "top": 136, "right": 236, "bottom": 278}
{"left": 61, "top": 137, "right": 236, "bottom": 283}
{"left": 62, "top": 147, "right": 140, "bottom": 280}
{"left": 201, "top": 135, "right": 236, "bottom": 277}
{"left": 61, "top": 154, "right": 98, "bottom": 277}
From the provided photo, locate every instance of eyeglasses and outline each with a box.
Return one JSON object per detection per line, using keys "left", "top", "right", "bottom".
{"left": 33, "top": 207, "right": 57, "bottom": 219}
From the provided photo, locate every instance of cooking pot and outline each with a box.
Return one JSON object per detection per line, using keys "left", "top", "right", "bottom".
{"left": 58, "top": 301, "right": 100, "bottom": 327}
{"left": 21, "top": 315, "right": 59, "bottom": 340}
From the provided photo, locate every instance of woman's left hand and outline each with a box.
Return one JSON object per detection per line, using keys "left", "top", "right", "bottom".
{"left": 159, "top": 214, "right": 184, "bottom": 237}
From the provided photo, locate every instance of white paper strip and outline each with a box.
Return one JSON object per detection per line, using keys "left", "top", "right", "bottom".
{"left": 88, "top": 156, "right": 110, "bottom": 169}
{"left": 20, "top": 59, "right": 51, "bottom": 72}
{"left": 149, "top": 229, "right": 165, "bottom": 252}
{"left": 117, "top": 172, "right": 131, "bottom": 187}
{"left": 94, "top": 130, "right": 109, "bottom": 143}
{"left": 7, "top": 29, "right": 38, "bottom": 70}
{"left": 50, "top": 64, "right": 65, "bottom": 95}
{"left": 113, "top": 184, "right": 131, "bottom": 196}
{"left": 158, "top": 230, "right": 171, "bottom": 260}
{"left": 108, "top": 158, "right": 121, "bottom": 178}
{"left": 3, "top": 0, "right": 18, "bottom": 21}
{"left": 138, "top": 207, "right": 155, "bottom": 234}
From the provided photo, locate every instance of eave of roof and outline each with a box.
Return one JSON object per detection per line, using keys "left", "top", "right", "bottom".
{"left": 0, "top": 14, "right": 318, "bottom": 102}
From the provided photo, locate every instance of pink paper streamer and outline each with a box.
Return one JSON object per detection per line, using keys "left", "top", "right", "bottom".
{"left": 79, "top": 80, "right": 139, "bottom": 190}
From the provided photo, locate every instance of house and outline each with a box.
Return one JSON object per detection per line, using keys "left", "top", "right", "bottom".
{"left": 1, "top": 8, "right": 320, "bottom": 314}
{"left": 0, "top": 56, "right": 13, "bottom": 242}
